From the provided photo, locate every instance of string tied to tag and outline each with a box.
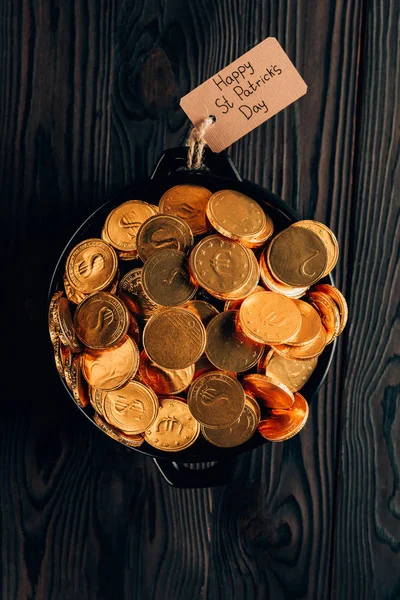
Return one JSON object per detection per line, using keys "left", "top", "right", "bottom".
{"left": 186, "top": 116, "right": 215, "bottom": 170}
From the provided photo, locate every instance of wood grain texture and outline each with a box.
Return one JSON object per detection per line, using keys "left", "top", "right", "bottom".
{"left": 0, "top": 0, "right": 397, "bottom": 598}
{"left": 333, "top": 0, "right": 400, "bottom": 597}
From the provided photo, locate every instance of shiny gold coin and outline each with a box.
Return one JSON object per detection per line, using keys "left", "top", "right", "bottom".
{"left": 93, "top": 413, "right": 145, "bottom": 447}
{"left": 210, "top": 246, "right": 260, "bottom": 301}
{"left": 239, "top": 291, "right": 302, "bottom": 344}
{"left": 74, "top": 292, "right": 129, "bottom": 349}
{"left": 63, "top": 274, "right": 88, "bottom": 305}
{"left": 189, "top": 234, "right": 253, "bottom": 296}
{"left": 242, "top": 374, "right": 294, "bottom": 409}
{"left": 48, "top": 291, "right": 63, "bottom": 343}
{"left": 65, "top": 238, "right": 118, "bottom": 294}
{"left": 81, "top": 336, "right": 139, "bottom": 390}
{"left": 180, "top": 300, "right": 219, "bottom": 327}
{"left": 224, "top": 285, "right": 265, "bottom": 311}
{"left": 63, "top": 347, "right": 73, "bottom": 389}
{"left": 118, "top": 268, "right": 159, "bottom": 322}
{"left": 136, "top": 214, "right": 194, "bottom": 262}
{"left": 306, "top": 291, "right": 340, "bottom": 344}
{"left": 261, "top": 348, "right": 318, "bottom": 392}
{"left": 244, "top": 392, "right": 261, "bottom": 421}
{"left": 285, "top": 299, "right": 322, "bottom": 346}
{"left": 292, "top": 220, "right": 339, "bottom": 276}
{"left": 206, "top": 189, "right": 267, "bottom": 239}
{"left": 159, "top": 184, "right": 212, "bottom": 235}
{"left": 312, "top": 283, "right": 348, "bottom": 335}
{"left": 118, "top": 249, "right": 139, "bottom": 261}
{"left": 267, "top": 227, "right": 328, "bottom": 286}
{"left": 89, "top": 386, "right": 106, "bottom": 416}
{"left": 103, "top": 379, "right": 158, "bottom": 434}
{"left": 138, "top": 351, "right": 195, "bottom": 395}
{"left": 104, "top": 200, "right": 157, "bottom": 252}
{"left": 142, "top": 308, "right": 206, "bottom": 369}
{"left": 187, "top": 371, "right": 245, "bottom": 428}
{"left": 142, "top": 249, "right": 197, "bottom": 307}
{"left": 145, "top": 397, "right": 200, "bottom": 452}
{"left": 258, "top": 392, "right": 309, "bottom": 442}
{"left": 201, "top": 395, "right": 260, "bottom": 447}
{"left": 205, "top": 310, "right": 264, "bottom": 373}
{"left": 70, "top": 355, "right": 89, "bottom": 408}
{"left": 239, "top": 211, "right": 274, "bottom": 248}
{"left": 272, "top": 324, "right": 327, "bottom": 360}
{"left": 259, "top": 248, "right": 308, "bottom": 298}
{"left": 53, "top": 296, "right": 82, "bottom": 352}
{"left": 52, "top": 336, "right": 65, "bottom": 378}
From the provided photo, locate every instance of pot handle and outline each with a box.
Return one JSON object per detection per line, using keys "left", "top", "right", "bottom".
{"left": 150, "top": 147, "right": 242, "bottom": 182}
{"left": 153, "top": 457, "right": 237, "bottom": 488}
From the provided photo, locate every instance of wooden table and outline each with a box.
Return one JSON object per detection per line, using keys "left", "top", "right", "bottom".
{"left": 1, "top": 1, "right": 398, "bottom": 598}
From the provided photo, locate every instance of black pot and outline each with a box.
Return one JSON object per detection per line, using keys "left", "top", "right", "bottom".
{"left": 48, "top": 147, "right": 336, "bottom": 488}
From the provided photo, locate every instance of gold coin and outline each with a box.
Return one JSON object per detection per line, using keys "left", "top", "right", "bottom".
{"left": 142, "top": 308, "right": 206, "bottom": 369}
{"left": 180, "top": 300, "right": 219, "bottom": 326}
{"left": 74, "top": 292, "right": 129, "bottom": 349}
{"left": 189, "top": 234, "right": 253, "bottom": 296}
{"left": 103, "top": 379, "right": 158, "bottom": 434}
{"left": 52, "top": 336, "right": 65, "bottom": 378}
{"left": 201, "top": 395, "right": 260, "bottom": 447}
{"left": 206, "top": 189, "right": 267, "bottom": 239}
{"left": 53, "top": 296, "right": 82, "bottom": 352}
{"left": 311, "top": 283, "right": 348, "bottom": 335}
{"left": 285, "top": 299, "right": 322, "bottom": 346}
{"left": 187, "top": 371, "right": 245, "bottom": 428}
{"left": 272, "top": 324, "right": 327, "bottom": 360}
{"left": 138, "top": 351, "right": 194, "bottom": 395}
{"left": 205, "top": 310, "right": 264, "bottom": 373}
{"left": 104, "top": 200, "right": 156, "bottom": 252}
{"left": 239, "top": 211, "right": 274, "bottom": 248}
{"left": 159, "top": 184, "right": 212, "bottom": 235}
{"left": 142, "top": 249, "right": 197, "bottom": 306}
{"left": 258, "top": 392, "right": 309, "bottom": 442}
{"left": 242, "top": 374, "right": 294, "bottom": 409}
{"left": 118, "top": 268, "right": 159, "bottom": 321}
{"left": 224, "top": 285, "right": 265, "bottom": 311}
{"left": 70, "top": 355, "right": 89, "bottom": 408}
{"left": 210, "top": 246, "right": 260, "bottom": 301}
{"left": 145, "top": 397, "right": 200, "bottom": 452}
{"left": 292, "top": 220, "right": 338, "bottom": 276}
{"left": 63, "top": 274, "right": 88, "bottom": 305}
{"left": 259, "top": 248, "right": 308, "bottom": 298}
{"left": 63, "top": 347, "right": 73, "bottom": 389}
{"left": 136, "top": 214, "right": 194, "bottom": 262}
{"left": 93, "top": 413, "right": 145, "bottom": 447}
{"left": 48, "top": 291, "right": 63, "bottom": 343}
{"left": 118, "top": 249, "right": 139, "bottom": 261}
{"left": 306, "top": 291, "right": 340, "bottom": 344}
{"left": 89, "top": 386, "right": 106, "bottom": 416}
{"left": 239, "top": 291, "right": 302, "bottom": 344}
{"left": 65, "top": 238, "right": 118, "bottom": 293}
{"left": 267, "top": 227, "right": 328, "bottom": 286}
{"left": 261, "top": 348, "right": 318, "bottom": 392}
{"left": 244, "top": 392, "right": 261, "bottom": 421}
{"left": 81, "top": 336, "right": 139, "bottom": 390}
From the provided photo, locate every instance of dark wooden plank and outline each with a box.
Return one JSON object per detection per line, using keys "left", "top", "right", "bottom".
{"left": 0, "top": 0, "right": 364, "bottom": 599}
{"left": 333, "top": 0, "right": 400, "bottom": 597}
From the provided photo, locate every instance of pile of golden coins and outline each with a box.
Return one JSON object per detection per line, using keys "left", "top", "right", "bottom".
{"left": 48, "top": 185, "right": 348, "bottom": 451}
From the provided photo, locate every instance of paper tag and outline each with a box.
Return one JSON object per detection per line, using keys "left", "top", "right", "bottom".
{"left": 180, "top": 38, "right": 307, "bottom": 153}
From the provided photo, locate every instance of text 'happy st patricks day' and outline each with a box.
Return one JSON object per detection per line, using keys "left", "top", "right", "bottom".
{"left": 213, "top": 62, "right": 282, "bottom": 120}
